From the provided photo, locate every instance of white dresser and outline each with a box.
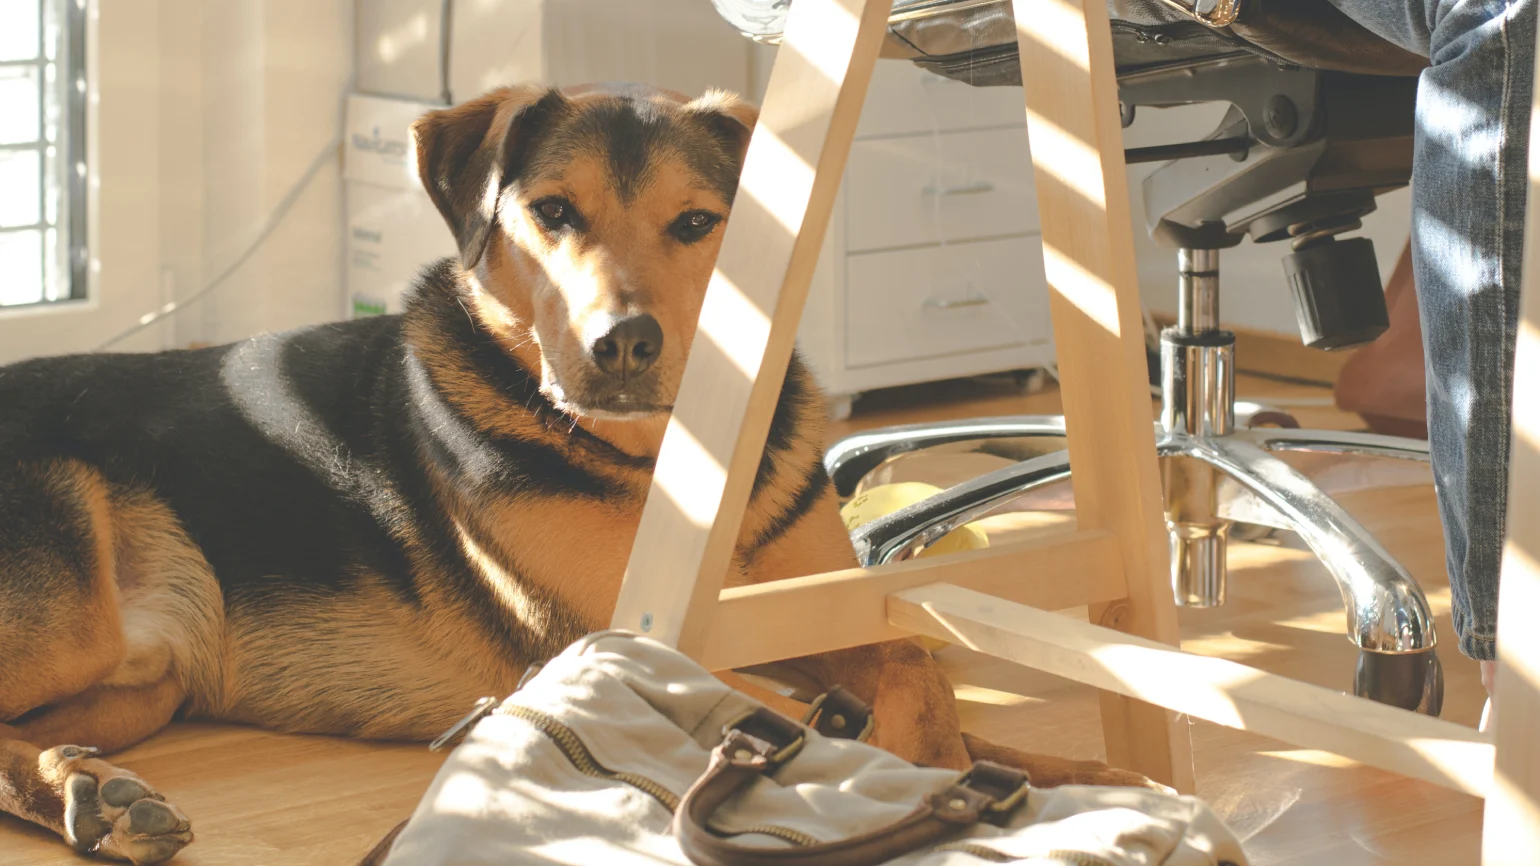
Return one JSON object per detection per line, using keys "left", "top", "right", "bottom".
{"left": 787, "top": 60, "right": 1056, "bottom": 418}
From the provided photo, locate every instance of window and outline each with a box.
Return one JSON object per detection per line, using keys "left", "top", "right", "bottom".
{"left": 0, "top": 0, "right": 85, "bottom": 308}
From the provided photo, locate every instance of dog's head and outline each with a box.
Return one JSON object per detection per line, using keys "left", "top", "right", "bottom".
{"left": 412, "top": 83, "right": 757, "bottom": 420}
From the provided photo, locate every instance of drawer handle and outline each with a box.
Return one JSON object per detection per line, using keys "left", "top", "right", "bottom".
{"left": 923, "top": 295, "right": 991, "bottom": 310}
{"left": 921, "top": 181, "right": 996, "bottom": 197}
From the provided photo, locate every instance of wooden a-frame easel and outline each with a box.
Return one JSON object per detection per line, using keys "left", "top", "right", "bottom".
{"left": 606, "top": 1, "right": 1540, "bottom": 861}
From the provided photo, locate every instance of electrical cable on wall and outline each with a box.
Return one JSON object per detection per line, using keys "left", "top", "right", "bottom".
{"left": 98, "top": 0, "right": 454, "bottom": 354}
{"left": 92, "top": 134, "right": 344, "bottom": 352}
{"left": 440, "top": 0, "right": 455, "bottom": 105}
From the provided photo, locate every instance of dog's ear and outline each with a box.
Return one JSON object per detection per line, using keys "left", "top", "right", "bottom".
{"left": 412, "top": 85, "right": 568, "bottom": 269}
{"left": 685, "top": 89, "right": 760, "bottom": 169}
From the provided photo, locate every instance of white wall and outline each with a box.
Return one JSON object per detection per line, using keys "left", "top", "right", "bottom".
{"left": 0, "top": 0, "right": 353, "bottom": 365}
{"left": 167, "top": 0, "right": 353, "bottom": 349}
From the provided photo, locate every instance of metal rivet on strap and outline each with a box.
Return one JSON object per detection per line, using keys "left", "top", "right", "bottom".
{"left": 733, "top": 749, "right": 753, "bottom": 762}
{"left": 948, "top": 798, "right": 968, "bottom": 811}
{"left": 830, "top": 714, "right": 846, "bottom": 730}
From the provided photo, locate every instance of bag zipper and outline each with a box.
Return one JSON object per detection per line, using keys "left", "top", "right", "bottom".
{"left": 499, "top": 703, "right": 681, "bottom": 812}
{"left": 497, "top": 703, "right": 819, "bottom": 847}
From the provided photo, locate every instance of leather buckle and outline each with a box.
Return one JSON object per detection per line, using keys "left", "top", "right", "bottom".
{"left": 1153, "top": 0, "right": 1245, "bottom": 28}
{"left": 958, "top": 761, "right": 1031, "bottom": 823}
{"left": 722, "top": 707, "right": 807, "bottom": 766}
{"left": 800, "top": 686, "right": 875, "bottom": 742}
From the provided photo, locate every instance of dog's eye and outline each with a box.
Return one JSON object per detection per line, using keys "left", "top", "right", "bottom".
{"left": 532, "top": 197, "right": 579, "bottom": 231}
{"left": 671, "top": 210, "right": 722, "bottom": 243}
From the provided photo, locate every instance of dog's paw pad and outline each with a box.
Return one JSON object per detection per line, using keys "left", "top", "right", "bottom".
{"left": 124, "top": 799, "right": 187, "bottom": 838}
{"left": 101, "top": 777, "right": 159, "bottom": 808}
{"left": 49, "top": 748, "right": 193, "bottom": 865}
{"left": 101, "top": 798, "right": 193, "bottom": 864}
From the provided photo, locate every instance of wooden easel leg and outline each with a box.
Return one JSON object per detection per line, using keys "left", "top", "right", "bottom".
{"left": 1480, "top": 18, "right": 1540, "bottom": 862}
{"left": 609, "top": 0, "right": 893, "bottom": 656}
{"left": 1010, "top": 0, "right": 1196, "bottom": 792}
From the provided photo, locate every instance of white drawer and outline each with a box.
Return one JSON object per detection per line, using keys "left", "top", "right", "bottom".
{"left": 858, "top": 62, "right": 1025, "bottom": 138}
{"left": 844, "top": 235, "right": 1051, "bottom": 369}
{"left": 845, "top": 127, "right": 1038, "bottom": 254}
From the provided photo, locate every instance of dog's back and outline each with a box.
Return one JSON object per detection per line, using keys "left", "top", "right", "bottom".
{"left": 0, "top": 313, "right": 415, "bottom": 599}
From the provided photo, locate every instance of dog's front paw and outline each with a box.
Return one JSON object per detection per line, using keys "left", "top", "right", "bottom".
{"left": 959, "top": 733, "right": 1174, "bottom": 794}
{"left": 1060, "top": 758, "right": 1176, "bottom": 795}
{"left": 43, "top": 745, "right": 194, "bottom": 864}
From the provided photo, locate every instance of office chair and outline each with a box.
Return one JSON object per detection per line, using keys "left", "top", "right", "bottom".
{"left": 713, "top": 0, "right": 1446, "bottom": 714}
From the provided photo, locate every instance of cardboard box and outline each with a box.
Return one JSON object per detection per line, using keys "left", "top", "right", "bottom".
{"left": 344, "top": 92, "right": 441, "bottom": 190}
{"left": 344, "top": 92, "right": 456, "bottom": 318}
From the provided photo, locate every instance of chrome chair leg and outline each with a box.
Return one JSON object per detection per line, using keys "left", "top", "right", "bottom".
{"left": 843, "top": 424, "right": 1438, "bottom": 653}
{"left": 846, "top": 437, "right": 1443, "bottom": 714}
{"left": 1176, "top": 436, "right": 1436, "bottom": 655}
{"left": 1243, "top": 427, "right": 1432, "bottom": 460}
{"left": 849, "top": 450, "right": 1072, "bottom": 567}
{"left": 824, "top": 416, "right": 1067, "bottom": 497}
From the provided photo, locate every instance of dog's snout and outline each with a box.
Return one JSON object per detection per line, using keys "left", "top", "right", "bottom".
{"left": 587, "top": 313, "right": 663, "bottom": 379}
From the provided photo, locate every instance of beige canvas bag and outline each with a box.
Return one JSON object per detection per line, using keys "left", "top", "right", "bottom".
{"left": 368, "top": 631, "right": 1248, "bottom": 866}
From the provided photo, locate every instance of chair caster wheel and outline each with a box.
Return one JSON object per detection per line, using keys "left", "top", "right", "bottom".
{"left": 1354, "top": 649, "right": 1443, "bottom": 716}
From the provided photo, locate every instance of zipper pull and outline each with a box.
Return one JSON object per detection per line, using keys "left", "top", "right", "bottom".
{"left": 430, "top": 696, "right": 499, "bottom": 752}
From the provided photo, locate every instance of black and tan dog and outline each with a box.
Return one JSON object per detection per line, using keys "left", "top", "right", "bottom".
{"left": 0, "top": 83, "right": 1151, "bottom": 864}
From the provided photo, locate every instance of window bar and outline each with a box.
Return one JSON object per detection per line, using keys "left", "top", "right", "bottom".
{"left": 65, "top": 0, "right": 86, "bottom": 301}
{"left": 37, "top": 0, "right": 46, "bottom": 300}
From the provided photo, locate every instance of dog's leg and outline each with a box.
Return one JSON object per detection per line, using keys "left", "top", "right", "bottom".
{"left": 0, "top": 678, "right": 193, "bottom": 864}
{"left": 0, "top": 463, "right": 200, "bottom": 863}
{"left": 742, "top": 483, "right": 1166, "bottom": 789}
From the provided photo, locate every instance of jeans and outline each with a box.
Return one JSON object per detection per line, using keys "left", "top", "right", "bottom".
{"left": 1328, "top": 0, "right": 1534, "bottom": 661}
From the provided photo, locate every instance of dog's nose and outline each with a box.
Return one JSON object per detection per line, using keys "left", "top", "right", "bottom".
{"left": 587, "top": 313, "right": 663, "bottom": 379}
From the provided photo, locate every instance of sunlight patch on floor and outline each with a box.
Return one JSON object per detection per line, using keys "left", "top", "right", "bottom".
{"left": 1277, "top": 608, "right": 1351, "bottom": 636}
{"left": 1258, "top": 748, "right": 1362, "bottom": 770}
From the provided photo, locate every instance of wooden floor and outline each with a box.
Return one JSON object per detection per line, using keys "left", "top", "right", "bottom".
{"left": 0, "top": 373, "right": 1484, "bottom": 865}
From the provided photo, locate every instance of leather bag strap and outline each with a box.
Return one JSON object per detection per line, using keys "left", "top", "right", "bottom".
{"left": 674, "top": 707, "right": 1029, "bottom": 866}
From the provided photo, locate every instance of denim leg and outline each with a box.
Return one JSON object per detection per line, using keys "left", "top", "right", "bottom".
{"left": 1326, "top": 0, "right": 1534, "bottom": 661}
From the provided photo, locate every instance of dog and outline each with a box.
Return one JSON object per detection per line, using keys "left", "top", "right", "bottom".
{"left": 0, "top": 83, "right": 1155, "bottom": 865}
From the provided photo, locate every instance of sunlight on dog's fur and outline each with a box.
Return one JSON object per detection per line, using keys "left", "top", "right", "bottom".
{"left": 0, "top": 82, "right": 1158, "bottom": 866}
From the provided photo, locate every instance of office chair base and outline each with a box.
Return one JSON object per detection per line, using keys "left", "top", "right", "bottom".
{"left": 832, "top": 419, "right": 1437, "bottom": 650}
{"left": 829, "top": 246, "right": 1442, "bottom": 712}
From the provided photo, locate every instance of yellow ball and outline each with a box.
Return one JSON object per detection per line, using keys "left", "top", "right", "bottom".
{"left": 840, "top": 482, "right": 990, "bottom": 556}
{"left": 839, "top": 482, "right": 988, "bottom": 652}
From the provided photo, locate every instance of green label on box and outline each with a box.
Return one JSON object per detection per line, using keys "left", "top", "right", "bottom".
{"left": 352, "top": 295, "right": 387, "bottom": 318}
